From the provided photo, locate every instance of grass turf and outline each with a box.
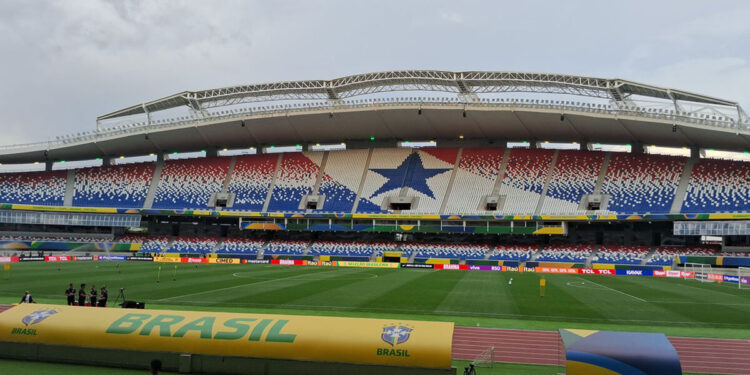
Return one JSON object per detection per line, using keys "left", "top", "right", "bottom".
{"left": 1, "top": 261, "right": 749, "bottom": 340}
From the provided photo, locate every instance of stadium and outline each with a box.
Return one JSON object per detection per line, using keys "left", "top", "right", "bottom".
{"left": 1, "top": 70, "right": 750, "bottom": 375}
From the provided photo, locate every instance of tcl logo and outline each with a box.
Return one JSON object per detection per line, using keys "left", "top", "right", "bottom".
{"left": 580, "top": 269, "right": 595, "bottom": 274}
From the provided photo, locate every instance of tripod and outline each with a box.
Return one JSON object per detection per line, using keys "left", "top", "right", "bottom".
{"left": 114, "top": 288, "right": 126, "bottom": 307}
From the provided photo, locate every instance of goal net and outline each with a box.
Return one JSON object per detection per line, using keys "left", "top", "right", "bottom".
{"left": 472, "top": 346, "right": 494, "bottom": 368}
{"left": 684, "top": 263, "right": 712, "bottom": 282}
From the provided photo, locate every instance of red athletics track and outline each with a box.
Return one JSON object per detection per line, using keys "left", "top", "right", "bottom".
{"left": 453, "top": 326, "right": 750, "bottom": 375}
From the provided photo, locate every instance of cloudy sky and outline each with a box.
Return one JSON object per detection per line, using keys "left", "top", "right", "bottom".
{"left": 1, "top": 0, "right": 748, "bottom": 145}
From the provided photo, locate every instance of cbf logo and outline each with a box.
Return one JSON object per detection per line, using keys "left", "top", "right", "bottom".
{"left": 22, "top": 309, "right": 57, "bottom": 326}
{"left": 11, "top": 309, "right": 57, "bottom": 337}
{"left": 377, "top": 324, "right": 413, "bottom": 358}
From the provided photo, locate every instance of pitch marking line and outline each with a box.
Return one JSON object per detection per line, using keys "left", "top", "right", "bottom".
{"left": 573, "top": 277, "right": 646, "bottom": 302}
{"left": 157, "top": 269, "right": 341, "bottom": 302}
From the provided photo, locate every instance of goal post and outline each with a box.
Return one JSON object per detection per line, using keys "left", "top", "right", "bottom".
{"left": 684, "top": 262, "right": 712, "bottom": 282}
{"left": 472, "top": 346, "right": 494, "bottom": 368}
{"left": 739, "top": 267, "right": 750, "bottom": 289}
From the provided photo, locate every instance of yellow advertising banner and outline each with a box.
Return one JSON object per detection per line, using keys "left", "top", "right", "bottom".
{"left": 153, "top": 257, "right": 182, "bottom": 263}
{"left": 0, "top": 304, "right": 453, "bottom": 369}
{"left": 207, "top": 258, "right": 240, "bottom": 264}
{"left": 336, "top": 261, "right": 400, "bottom": 269}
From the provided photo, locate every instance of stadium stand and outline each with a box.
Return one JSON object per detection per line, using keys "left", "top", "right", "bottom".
{"left": 681, "top": 158, "right": 750, "bottom": 213}
{"left": 536, "top": 244, "right": 593, "bottom": 263}
{"left": 358, "top": 148, "right": 412, "bottom": 211}
{"left": 443, "top": 147, "right": 505, "bottom": 214}
{"left": 541, "top": 150, "right": 605, "bottom": 213}
{"left": 216, "top": 238, "right": 265, "bottom": 255}
{"left": 152, "top": 157, "right": 230, "bottom": 209}
{"left": 138, "top": 236, "right": 171, "bottom": 253}
{"left": 487, "top": 245, "right": 536, "bottom": 261}
{"left": 309, "top": 241, "right": 396, "bottom": 258}
{"left": 264, "top": 239, "right": 309, "bottom": 255}
{"left": 401, "top": 242, "right": 491, "bottom": 260}
{"left": 317, "top": 149, "right": 374, "bottom": 213}
{"left": 73, "top": 163, "right": 154, "bottom": 208}
{"left": 601, "top": 153, "right": 684, "bottom": 214}
{"left": 266, "top": 152, "right": 322, "bottom": 213}
{"left": 402, "top": 148, "right": 456, "bottom": 213}
{"left": 0, "top": 234, "right": 107, "bottom": 242}
{"left": 592, "top": 245, "right": 650, "bottom": 265}
{"left": 166, "top": 236, "right": 218, "bottom": 254}
{"left": 648, "top": 245, "right": 718, "bottom": 265}
{"left": 0, "top": 170, "right": 67, "bottom": 206}
{"left": 498, "top": 148, "right": 554, "bottom": 213}
{"left": 227, "top": 154, "right": 278, "bottom": 211}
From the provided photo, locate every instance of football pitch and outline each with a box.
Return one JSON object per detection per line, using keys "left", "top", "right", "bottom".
{"left": 1, "top": 261, "right": 750, "bottom": 340}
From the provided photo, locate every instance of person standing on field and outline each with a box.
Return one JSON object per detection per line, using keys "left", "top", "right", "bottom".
{"left": 65, "top": 283, "right": 76, "bottom": 306}
{"left": 89, "top": 285, "right": 97, "bottom": 307}
{"left": 78, "top": 283, "right": 87, "bottom": 306}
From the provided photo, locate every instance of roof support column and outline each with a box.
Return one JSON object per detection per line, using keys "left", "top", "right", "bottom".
{"left": 690, "top": 146, "right": 701, "bottom": 160}
{"left": 631, "top": 141, "right": 644, "bottom": 154}
{"left": 142, "top": 103, "right": 152, "bottom": 125}
{"left": 45, "top": 160, "right": 54, "bottom": 171}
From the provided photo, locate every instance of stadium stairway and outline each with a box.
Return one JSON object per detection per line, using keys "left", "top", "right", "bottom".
{"left": 592, "top": 152, "right": 611, "bottom": 195}
{"left": 143, "top": 159, "right": 164, "bottom": 209}
{"left": 438, "top": 148, "right": 463, "bottom": 214}
{"left": 488, "top": 148, "right": 512, "bottom": 199}
{"left": 407, "top": 251, "right": 417, "bottom": 263}
{"left": 350, "top": 148, "right": 375, "bottom": 214}
{"left": 533, "top": 150, "right": 559, "bottom": 215}
{"left": 669, "top": 157, "right": 697, "bottom": 214}
{"left": 305, "top": 152, "right": 328, "bottom": 214}
{"left": 211, "top": 239, "right": 225, "bottom": 254}
{"left": 63, "top": 169, "right": 75, "bottom": 207}
{"left": 261, "top": 154, "right": 283, "bottom": 212}
{"left": 641, "top": 247, "right": 658, "bottom": 266}
{"left": 584, "top": 245, "right": 600, "bottom": 267}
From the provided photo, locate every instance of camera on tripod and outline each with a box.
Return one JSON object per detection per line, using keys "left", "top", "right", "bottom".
{"left": 115, "top": 287, "right": 145, "bottom": 309}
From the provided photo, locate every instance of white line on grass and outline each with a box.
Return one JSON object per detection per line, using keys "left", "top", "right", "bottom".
{"left": 157, "top": 269, "right": 340, "bottom": 302}
{"left": 575, "top": 277, "right": 647, "bottom": 303}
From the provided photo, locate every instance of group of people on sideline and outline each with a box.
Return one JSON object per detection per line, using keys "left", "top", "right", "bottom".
{"left": 65, "top": 283, "right": 108, "bottom": 307}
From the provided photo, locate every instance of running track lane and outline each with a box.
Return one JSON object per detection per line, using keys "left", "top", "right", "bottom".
{"left": 452, "top": 326, "right": 750, "bottom": 375}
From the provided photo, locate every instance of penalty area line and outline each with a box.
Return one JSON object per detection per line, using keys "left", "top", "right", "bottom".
{"left": 576, "top": 277, "right": 647, "bottom": 303}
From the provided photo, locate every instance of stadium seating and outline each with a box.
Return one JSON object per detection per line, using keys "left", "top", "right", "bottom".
{"left": 152, "top": 157, "right": 230, "bottom": 209}
{"left": 682, "top": 158, "right": 750, "bottom": 213}
{"left": 498, "top": 148, "right": 554, "bottom": 213}
{"left": 309, "top": 241, "right": 396, "bottom": 258}
{"left": 264, "top": 239, "right": 309, "bottom": 255}
{"left": 317, "top": 149, "right": 374, "bottom": 213}
{"left": 721, "top": 252, "right": 750, "bottom": 258}
{"left": 592, "top": 245, "right": 650, "bottom": 265}
{"left": 0, "top": 234, "right": 107, "bottom": 242}
{"left": 541, "top": 150, "right": 605, "bottom": 213}
{"left": 358, "top": 148, "right": 412, "bottom": 211}
{"left": 216, "top": 238, "right": 265, "bottom": 254}
{"left": 601, "top": 153, "right": 684, "bottom": 214}
{"left": 165, "top": 236, "right": 218, "bottom": 254}
{"left": 401, "top": 242, "right": 491, "bottom": 260}
{"left": 443, "top": 147, "right": 505, "bottom": 214}
{"left": 649, "top": 245, "right": 718, "bottom": 265}
{"left": 266, "top": 153, "right": 322, "bottom": 213}
{"left": 0, "top": 170, "right": 67, "bottom": 206}
{"left": 487, "top": 245, "right": 536, "bottom": 261}
{"left": 138, "top": 236, "right": 171, "bottom": 253}
{"left": 536, "top": 245, "right": 593, "bottom": 263}
{"left": 227, "top": 154, "right": 278, "bottom": 211}
{"left": 73, "top": 163, "right": 154, "bottom": 208}
{"left": 401, "top": 148, "right": 457, "bottom": 213}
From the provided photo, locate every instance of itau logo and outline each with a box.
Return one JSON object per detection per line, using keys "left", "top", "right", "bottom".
{"left": 21, "top": 309, "right": 58, "bottom": 326}
{"left": 381, "top": 324, "right": 413, "bottom": 346}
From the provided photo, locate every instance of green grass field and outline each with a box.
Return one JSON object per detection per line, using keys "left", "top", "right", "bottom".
{"left": 1, "top": 261, "right": 749, "bottom": 340}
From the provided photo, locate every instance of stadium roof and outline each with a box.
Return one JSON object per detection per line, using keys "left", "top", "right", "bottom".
{"left": 1, "top": 70, "right": 749, "bottom": 165}
{"left": 98, "top": 71, "right": 742, "bottom": 120}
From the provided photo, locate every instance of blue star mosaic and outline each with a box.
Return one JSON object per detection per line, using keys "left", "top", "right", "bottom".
{"left": 369, "top": 153, "right": 451, "bottom": 199}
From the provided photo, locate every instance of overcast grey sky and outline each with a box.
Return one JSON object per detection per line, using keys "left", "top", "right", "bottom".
{"left": 1, "top": 0, "right": 748, "bottom": 145}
